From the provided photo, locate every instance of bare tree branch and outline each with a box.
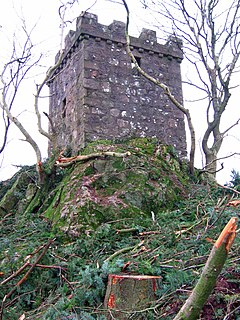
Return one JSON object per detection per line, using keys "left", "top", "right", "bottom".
{"left": 122, "top": 0, "right": 196, "bottom": 174}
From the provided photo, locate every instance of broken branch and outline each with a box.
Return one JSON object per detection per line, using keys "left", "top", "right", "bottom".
{"left": 104, "top": 240, "right": 144, "bottom": 262}
{"left": 174, "top": 217, "right": 237, "bottom": 320}
{"left": 56, "top": 151, "right": 131, "bottom": 167}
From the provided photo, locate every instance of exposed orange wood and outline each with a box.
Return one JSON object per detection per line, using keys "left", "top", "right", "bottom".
{"left": 227, "top": 199, "right": 240, "bottom": 207}
{"left": 214, "top": 217, "right": 237, "bottom": 252}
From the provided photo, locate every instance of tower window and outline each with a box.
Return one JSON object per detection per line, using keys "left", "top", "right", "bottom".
{"left": 62, "top": 98, "right": 67, "bottom": 118}
{"left": 131, "top": 56, "right": 141, "bottom": 69}
{"left": 131, "top": 56, "right": 141, "bottom": 76}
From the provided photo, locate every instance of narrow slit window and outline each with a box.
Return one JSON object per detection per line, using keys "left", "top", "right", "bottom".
{"left": 135, "top": 56, "right": 141, "bottom": 67}
{"left": 131, "top": 56, "right": 141, "bottom": 76}
{"left": 131, "top": 56, "right": 141, "bottom": 69}
{"left": 62, "top": 98, "right": 67, "bottom": 118}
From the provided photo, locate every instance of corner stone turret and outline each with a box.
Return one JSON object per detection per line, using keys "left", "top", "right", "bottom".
{"left": 48, "top": 12, "right": 186, "bottom": 157}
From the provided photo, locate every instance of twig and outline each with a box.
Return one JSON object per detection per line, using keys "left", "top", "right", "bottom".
{"left": 28, "top": 263, "right": 67, "bottom": 272}
{"left": 50, "top": 252, "right": 68, "bottom": 262}
{"left": 199, "top": 162, "right": 224, "bottom": 175}
{"left": 116, "top": 227, "right": 138, "bottom": 234}
{"left": 0, "top": 212, "right": 14, "bottom": 224}
{"left": 132, "top": 246, "right": 149, "bottom": 257}
{"left": 223, "top": 305, "right": 240, "bottom": 320}
{"left": 139, "top": 231, "right": 161, "bottom": 236}
{"left": 208, "top": 201, "right": 229, "bottom": 229}
{"left": 0, "top": 261, "right": 30, "bottom": 286}
{"left": 61, "top": 274, "right": 75, "bottom": 291}
{"left": 104, "top": 240, "right": 144, "bottom": 262}
{"left": 116, "top": 229, "right": 161, "bottom": 236}
{"left": 217, "top": 183, "right": 240, "bottom": 195}
{"left": 107, "top": 218, "right": 133, "bottom": 224}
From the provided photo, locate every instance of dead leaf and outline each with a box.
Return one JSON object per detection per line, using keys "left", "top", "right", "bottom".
{"left": 227, "top": 200, "right": 240, "bottom": 207}
{"left": 205, "top": 237, "right": 214, "bottom": 244}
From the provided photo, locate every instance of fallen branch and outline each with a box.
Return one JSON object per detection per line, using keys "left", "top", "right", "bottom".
{"left": 56, "top": 151, "right": 131, "bottom": 167}
{"left": 61, "top": 274, "right": 75, "bottom": 291}
{"left": 104, "top": 240, "right": 144, "bottom": 262}
{"left": 0, "top": 261, "right": 30, "bottom": 286}
{"left": 132, "top": 246, "right": 149, "bottom": 257}
{"left": 0, "top": 239, "right": 54, "bottom": 320}
{"left": 174, "top": 217, "right": 237, "bottom": 320}
{"left": 0, "top": 243, "right": 56, "bottom": 286}
{"left": 0, "top": 262, "right": 67, "bottom": 286}
{"left": 139, "top": 231, "right": 161, "bottom": 236}
{"left": 16, "top": 239, "right": 54, "bottom": 288}
{"left": 28, "top": 263, "right": 67, "bottom": 272}
{"left": 217, "top": 183, "right": 240, "bottom": 195}
{"left": 116, "top": 227, "right": 138, "bottom": 234}
{"left": 116, "top": 229, "right": 161, "bottom": 236}
{"left": 0, "top": 212, "right": 14, "bottom": 224}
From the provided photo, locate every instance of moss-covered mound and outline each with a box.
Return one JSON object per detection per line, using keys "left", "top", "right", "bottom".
{"left": 0, "top": 166, "right": 37, "bottom": 216}
{"left": 44, "top": 138, "right": 190, "bottom": 236}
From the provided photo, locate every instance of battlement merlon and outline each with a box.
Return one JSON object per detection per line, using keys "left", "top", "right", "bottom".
{"left": 54, "top": 12, "right": 183, "bottom": 65}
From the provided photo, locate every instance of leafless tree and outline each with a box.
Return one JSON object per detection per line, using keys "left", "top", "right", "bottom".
{"left": 0, "top": 25, "right": 45, "bottom": 182}
{"left": 138, "top": 0, "right": 240, "bottom": 177}
{"left": 0, "top": 9, "right": 66, "bottom": 184}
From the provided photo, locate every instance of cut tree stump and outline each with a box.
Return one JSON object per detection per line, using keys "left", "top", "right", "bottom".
{"left": 104, "top": 273, "right": 161, "bottom": 319}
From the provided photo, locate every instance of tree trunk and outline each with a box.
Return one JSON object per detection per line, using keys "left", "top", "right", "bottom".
{"left": 202, "top": 121, "right": 223, "bottom": 178}
{"left": 104, "top": 274, "right": 161, "bottom": 319}
{"left": 205, "top": 151, "right": 217, "bottom": 176}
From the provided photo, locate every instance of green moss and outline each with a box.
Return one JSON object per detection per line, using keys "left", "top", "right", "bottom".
{"left": 83, "top": 164, "right": 95, "bottom": 176}
{"left": 40, "top": 138, "right": 191, "bottom": 231}
{"left": 128, "top": 137, "right": 158, "bottom": 155}
{"left": 111, "top": 158, "right": 126, "bottom": 171}
{"left": 0, "top": 172, "right": 35, "bottom": 214}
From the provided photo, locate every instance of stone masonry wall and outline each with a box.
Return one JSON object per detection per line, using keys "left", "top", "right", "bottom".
{"left": 48, "top": 12, "right": 186, "bottom": 157}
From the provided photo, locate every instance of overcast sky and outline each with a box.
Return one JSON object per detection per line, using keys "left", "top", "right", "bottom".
{"left": 0, "top": 0, "right": 240, "bottom": 184}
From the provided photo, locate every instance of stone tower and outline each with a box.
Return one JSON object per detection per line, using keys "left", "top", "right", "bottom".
{"left": 48, "top": 12, "right": 186, "bottom": 157}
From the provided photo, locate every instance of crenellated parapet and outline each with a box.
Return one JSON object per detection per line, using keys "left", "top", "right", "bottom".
{"left": 51, "top": 12, "right": 183, "bottom": 79}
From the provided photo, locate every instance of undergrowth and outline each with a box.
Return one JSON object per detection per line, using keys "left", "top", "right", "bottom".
{"left": 0, "top": 140, "right": 239, "bottom": 319}
{"left": 0, "top": 181, "right": 239, "bottom": 319}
